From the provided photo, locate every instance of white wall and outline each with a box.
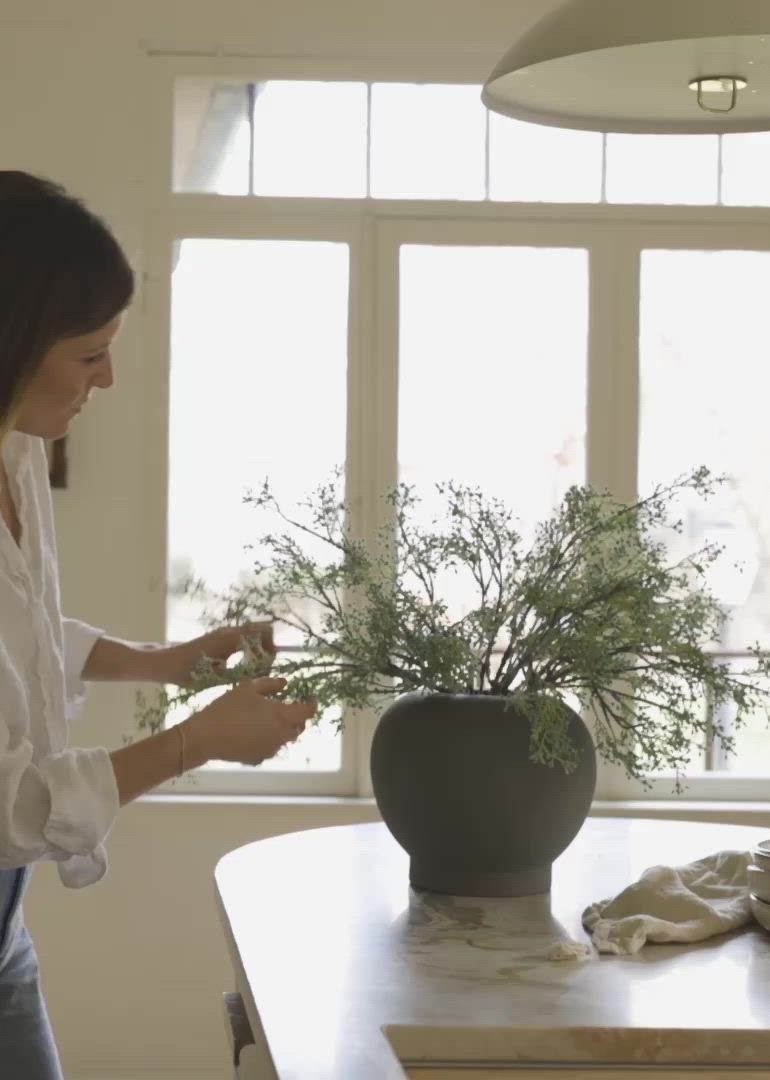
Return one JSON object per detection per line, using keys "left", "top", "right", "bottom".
{"left": 0, "top": 2, "right": 559, "bottom": 1076}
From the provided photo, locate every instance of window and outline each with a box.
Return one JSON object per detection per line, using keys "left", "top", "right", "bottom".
{"left": 148, "top": 61, "right": 770, "bottom": 798}
{"left": 398, "top": 243, "right": 587, "bottom": 518}
{"left": 173, "top": 77, "right": 770, "bottom": 207}
{"left": 638, "top": 250, "right": 770, "bottom": 785}
{"left": 168, "top": 238, "right": 349, "bottom": 786}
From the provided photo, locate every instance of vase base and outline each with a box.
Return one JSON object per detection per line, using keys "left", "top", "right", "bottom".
{"left": 409, "top": 858, "right": 552, "bottom": 897}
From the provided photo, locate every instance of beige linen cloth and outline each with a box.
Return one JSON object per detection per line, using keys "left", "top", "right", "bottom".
{"left": 580, "top": 849, "right": 753, "bottom": 955}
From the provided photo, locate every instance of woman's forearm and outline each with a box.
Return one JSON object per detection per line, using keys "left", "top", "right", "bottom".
{"left": 81, "top": 635, "right": 166, "bottom": 682}
{"left": 109, "top": 719, "right": 210, "bottom": 806}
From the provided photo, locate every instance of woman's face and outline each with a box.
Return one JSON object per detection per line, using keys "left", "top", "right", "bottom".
{"left": 14, "top": 313, "right": 123, "bottom": 440}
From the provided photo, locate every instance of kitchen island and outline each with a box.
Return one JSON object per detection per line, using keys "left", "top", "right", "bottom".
{"left": 215, "top": 818, "right": 770, "bottom": 1078}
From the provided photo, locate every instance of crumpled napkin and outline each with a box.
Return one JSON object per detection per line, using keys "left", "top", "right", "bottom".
{"left": 581, "top": 849, "right": 752, "bottom": 955}
{"left": 547, "top": 939, "right": 592, "bottom": 961}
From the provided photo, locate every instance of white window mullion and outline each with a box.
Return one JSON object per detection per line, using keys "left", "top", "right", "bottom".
{"left": 142, "top": 221, "right": 175, "bottom": 646}
{"left": 141, "top": 61, "right": 176, "bottom": 649}
{"left": 586, "top": 234, "right": 641, "bottom": 800}
{"left": 346, "top": 213, "right": 381, "bottom": 796}
{"left": 370, "top": 216, "right": 401, "bottom": 523}
{"left": 349, "top": 214, "right": 402, "bottom": 795}
{"left": 586, "top": 234, "right": 640, "bottom": 501}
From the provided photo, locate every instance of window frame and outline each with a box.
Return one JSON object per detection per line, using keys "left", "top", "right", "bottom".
{"left": 144, "top": 56, "right": 770, "bottom": 800}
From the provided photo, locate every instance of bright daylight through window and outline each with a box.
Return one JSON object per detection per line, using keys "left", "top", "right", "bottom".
{"left": 164, "top": 75, "right": 770, "bottom": 795}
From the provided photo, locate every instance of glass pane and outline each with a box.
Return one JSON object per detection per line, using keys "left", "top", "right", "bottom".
{"left": 606, "top": 135, "right": 719, "bottom": 205}
{"left": 168, "top": 239, "right": 349, "bottom": 770}
{"left": 636, "top": 701, "right": 710, "bottom": 780}
{"left": 720, "top": 659, "right": 770, "bottom": 772}
{"left": 174, "top": 79, "right": 251, "bottom": 195}
{"left": 398, "top": 245, "right": 588, "bottom": 618}
{"left": 722, "top": 133, "right": 770, "bottom": 207}
{"left": 641, "top": 657, "right": 770, "bottom": 777}
{"left": 639, "top": 249, "right": 770, "bottom": 772}
{"left": 489, "top": 114, "right": 603, "bottom": 203}
{"left": 370, "top": 83, "right": 486, "bottom": 200}
{"left": 173, "top": 78, "right": 367, "bottom": 197}
{"left": 251, "top": 81, "right": 367, "bottom": 197}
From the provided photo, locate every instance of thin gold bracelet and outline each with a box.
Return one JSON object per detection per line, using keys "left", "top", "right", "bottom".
{"left": 175, "top": 723, "right": 186, "bottom": 776}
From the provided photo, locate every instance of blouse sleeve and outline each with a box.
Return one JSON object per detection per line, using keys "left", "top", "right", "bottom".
{"left": 0, "top": 436, "right": 118, "bottom": 886}
{"left": 0, "top": 721, "right": 118, "bottom": 873}
{"left": 0, "top": 620, "right": 118, "bottom": 883}
{"left": 61, "top": 617, "right": 104, "bottom": 722}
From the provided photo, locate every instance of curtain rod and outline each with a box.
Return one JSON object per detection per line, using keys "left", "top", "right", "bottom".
{"left": 139, "top": 40, "right": 498, "bottom": 60}
{"left": 140, "top": 42, "right": 261, "bottom": 59}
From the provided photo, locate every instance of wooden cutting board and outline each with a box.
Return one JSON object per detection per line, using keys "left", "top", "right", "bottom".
{"left": 406, "top": 1070, "right": 770, "bottom": 1079}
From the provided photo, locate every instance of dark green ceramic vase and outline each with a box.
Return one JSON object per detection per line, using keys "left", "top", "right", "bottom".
{"left": 370, "top": 691, "right": 596, "bottom": 897}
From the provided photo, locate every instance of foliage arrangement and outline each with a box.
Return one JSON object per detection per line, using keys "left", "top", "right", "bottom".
{"left": 137, "top": 466, "right": 770, "bottom": 789}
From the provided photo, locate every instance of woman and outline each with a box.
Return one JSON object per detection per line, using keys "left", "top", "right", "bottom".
{"left": 0, "top": 170, "right": 315, "bottom": 1077}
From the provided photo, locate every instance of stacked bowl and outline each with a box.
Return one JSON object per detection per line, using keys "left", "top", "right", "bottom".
{"left": 748, "top": 839, "right": 770, "bottom": 930}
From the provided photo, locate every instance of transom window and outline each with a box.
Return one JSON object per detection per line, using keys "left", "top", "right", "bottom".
{"left": 173, "top": 77, "right": 770, "bottom": 206}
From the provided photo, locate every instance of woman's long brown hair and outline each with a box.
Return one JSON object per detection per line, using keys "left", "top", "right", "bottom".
{"left": 0, "top": 171, "right": 135, "bottom": 437}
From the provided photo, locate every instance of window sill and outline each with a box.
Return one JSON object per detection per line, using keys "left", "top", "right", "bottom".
{"left": 139, "top": 792, "right": 378, "bottom": 808}
{"left": 138, "top": 793, "right": 770, "bottom": 828}
{"left": 590, "top": 799, "right": 770, "bottom": 827}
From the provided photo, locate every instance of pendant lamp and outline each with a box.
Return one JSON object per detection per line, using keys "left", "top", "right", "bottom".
{"left": 482, "top": 0, "right": 770, "bottom": 134}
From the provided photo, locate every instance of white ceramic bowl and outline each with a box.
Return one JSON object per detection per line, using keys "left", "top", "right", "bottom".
{"left": 750, "top": 839, "right": 770, "bottom": 872}
{"left": 748, "top": 864, "right": 770, "bottom": 903}
{"left": 750, "top": 892, "right": 770, "bottom": 932}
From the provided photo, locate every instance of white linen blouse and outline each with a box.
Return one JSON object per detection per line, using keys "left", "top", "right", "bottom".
{"left": 0, "top": 431, "right": 119, "bottom": 888}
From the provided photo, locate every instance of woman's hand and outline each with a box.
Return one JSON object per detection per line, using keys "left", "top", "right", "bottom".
{"left": 110, "top": 675, "right": 316, "bottom": 804}
{"left": 184, "top": 677, "right": 316, "bottom": 767}
{"left": 155, "top": 623, "right": 276, "bottom": 688}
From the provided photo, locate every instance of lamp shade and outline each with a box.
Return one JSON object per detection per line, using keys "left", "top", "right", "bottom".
{"left": 482, "top": 0, "right": 770, "bottom": 134}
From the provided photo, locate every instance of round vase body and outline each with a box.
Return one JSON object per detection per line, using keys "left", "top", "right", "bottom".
{"left": 370, "top": 692, "right": 596, "bottom": 897}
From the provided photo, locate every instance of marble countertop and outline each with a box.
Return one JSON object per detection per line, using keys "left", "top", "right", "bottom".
{"left": 214, "top": 818, "right": 770, "bottom": 1078}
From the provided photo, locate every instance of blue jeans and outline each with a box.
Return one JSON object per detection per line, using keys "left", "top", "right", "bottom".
{"left": 0, "top": 867, "right": 63, "bottom": 1079}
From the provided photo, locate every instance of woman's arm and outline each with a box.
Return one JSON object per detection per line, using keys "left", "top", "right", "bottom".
{"left": 109, "top": 720, "right": 205, "bottom": 805}
{"left": 80, "top": 624, "right": 274, "bottom": 685}
{"left": 81, "top": 635, "right": 166, "bottom": 682}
